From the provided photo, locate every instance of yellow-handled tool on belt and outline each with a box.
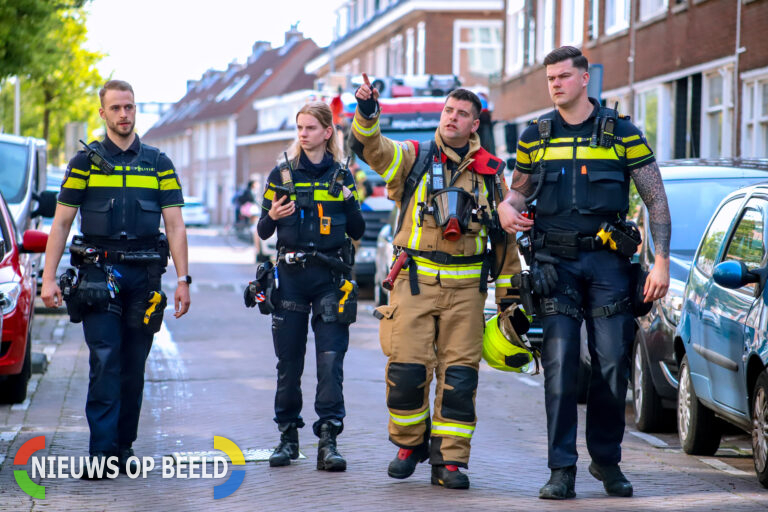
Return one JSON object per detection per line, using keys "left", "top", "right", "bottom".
{"left": 338, "top": 280, "right": 354, "bottom": 313}
{"left": 144, "top": 291, "right": 163, "bottom": 325}
{"left": 595, "top": 225, "right": 617, "bottom": 251}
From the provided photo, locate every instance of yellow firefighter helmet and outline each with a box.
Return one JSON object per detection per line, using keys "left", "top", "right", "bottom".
{"left": 482, "top": 311, "right": 538, "bottom": 374}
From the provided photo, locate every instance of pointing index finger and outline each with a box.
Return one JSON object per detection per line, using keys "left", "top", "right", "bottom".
{"left": 362, "top": 73, "right": 371, "bottom": 88}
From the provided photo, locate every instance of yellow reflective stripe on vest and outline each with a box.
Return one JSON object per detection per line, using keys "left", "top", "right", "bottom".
{"left": 534, "top": 146, "right": 571, "bottom": 161}
{"left": 160, "top": 177, "right": 180, "bottom": 190}
{"left": 495, "top": 274, "right": 514, "bottom": 288}
{"left": 390, "top": 408, "right": 429, "bottom": 426}
{"left": 88, "top": 174, "right": 123, "bottom": 187}
{"left": 431, "top": 422, "right": 475, "bottom": 438}
{"left": 70, "top": 168, "right": 90, "bottom": 177}
{"left": 407, "top": 174, "right": 428, "bottom": 249}
{"left": 314, "top": 190, "right": 345, "bottom": 202}
{"left": 62, "top": 176, "right": 87, "bottom": 189}
{"left": 157, "top": 169, "right": 174, "bottom": 177}
{"left": 382, "top": 141, "right": 401, "bottom": 183}
{"left": 352, "top": 117, "right": 379, "bottom": 137}
{"left": 518, "top": 139, "right": 540, "bottom": 150}
{"left": 410, "top": 256, "right": 483, "bottom": 279}
{"left": 575, "top": 146, "right": 619, "bottom": 160}
{"left": 126, "top": 175, "right": 159, "bottom": 189}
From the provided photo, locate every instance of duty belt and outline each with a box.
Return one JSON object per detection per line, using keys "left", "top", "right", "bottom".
{"left": 533, "top": 231, "right": 601, "bottom": 260}
{"left": 277, "top": 247, "right": 351, "bottom": 274}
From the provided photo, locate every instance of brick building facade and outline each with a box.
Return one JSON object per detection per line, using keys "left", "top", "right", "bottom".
{"left": 491, "top": 0, "right": 768, "bottom": 161}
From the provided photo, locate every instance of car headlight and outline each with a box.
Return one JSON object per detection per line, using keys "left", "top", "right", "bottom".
{"left": 660, "top": 280, "right": 685, "bottom": 325}
{"left": 357, "top": 247, "right": 376, "bottom": 263}
{"left": 0, "top": 282, "right": 22, "bottom": 315}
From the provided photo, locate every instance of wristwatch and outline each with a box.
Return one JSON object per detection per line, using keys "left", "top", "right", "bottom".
{"left": 178, "top": 275, "right": 192, "bottom": 284}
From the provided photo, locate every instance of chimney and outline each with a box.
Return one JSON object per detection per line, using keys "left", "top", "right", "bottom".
{"left": 285, "top": 22, "right": 304, "bottom": 45}
{"left": 249, "top": 41, "right": 272, "bottom": 64}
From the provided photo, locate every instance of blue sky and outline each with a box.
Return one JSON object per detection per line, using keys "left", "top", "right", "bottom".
{"left": 85, "top": 0, "right": 344, "bottom": 103}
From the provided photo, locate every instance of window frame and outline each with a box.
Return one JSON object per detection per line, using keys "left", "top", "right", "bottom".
{"left": 741, "top": 71, "right": 768, "bottom": 158}
{"left": 560, "top": 0, "right": 585, "bottom": 47}
{"left": 639, "top": 0, "right": 668, "bottom": 22}
{"left": 605, "top": 0, "right": 630, "bottom": 35}
{"left": 702, "top": 67, "right": 734, "bottom": 158}
{"left": 452, "top": 19, "right": 503, "bottom": 79}
{"left": 536, "top": 0, "right": 555, "bottom": 62}
{"left": 721, "top": 198, "right": 768, "bottom": 295}
{"left": 694, "top": 195, "right": 745, "bottom": 277}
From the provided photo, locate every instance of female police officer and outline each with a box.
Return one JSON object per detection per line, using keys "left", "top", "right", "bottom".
{"left": 253, "top": 101, "right": 364, "bottom": 471}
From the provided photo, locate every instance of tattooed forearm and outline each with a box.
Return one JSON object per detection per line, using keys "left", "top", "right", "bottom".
{"left": 631, "top": 161, "right": 671, "bottom": 258}
{"left": 505, "top": 171, "right": 534, "bottom": 210}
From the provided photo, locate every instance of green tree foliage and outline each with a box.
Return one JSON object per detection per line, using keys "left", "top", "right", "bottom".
{"left": 0, "top": 0, "right": 86, "bottom": 79}
{"left": 0, "top": 6, "right": 104, "bottom": 165}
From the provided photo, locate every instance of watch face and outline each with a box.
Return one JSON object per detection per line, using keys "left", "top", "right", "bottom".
{"left": 185, "top": 276, "right": 192, "bottom": 284}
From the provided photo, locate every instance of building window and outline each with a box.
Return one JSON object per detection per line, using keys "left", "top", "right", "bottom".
{"left": 742, "top": 74, "right": 768, "bottom": 158}
{"left": 560, "top": 0, "right": 584, "bottom": 46}
{"left": 639, "top": 0, "right": 667, "bottom": 20}
{"left": 375, "top": 44, "right": 387, "bottom": 77}
{"left": 406, "top": 28, "right": 415, "bottom": 75}
{"left": 589, "top": 0, "right": 600, "bottom": 39}
{"left": 635, "top": 89, "right": 659, "bottom": 153}
{"left": 453, "top": 20, "right": 503, "bottom": 82}
{"left": 703, "top": 70, "right": 733, "bottom": 158}
{"left": 605, "top": 0, "right": 629, "bottom": 35}
{"left": 417, "top": 21, "right": 426, "bottom": 75}
{"left": 536, "top": 0, "right": 555, "bottom": 62}
{"left": 506, "top": 0, "right": 525, "bottom": 75}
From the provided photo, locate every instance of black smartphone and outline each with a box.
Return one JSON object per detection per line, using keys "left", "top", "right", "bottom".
{"left": 273, "top": 185, "right": 290, "bottom": 203}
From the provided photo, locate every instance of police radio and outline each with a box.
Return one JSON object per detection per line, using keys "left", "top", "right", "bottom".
{"left": 79, "top": 140, "right": 115, "bottom": 175}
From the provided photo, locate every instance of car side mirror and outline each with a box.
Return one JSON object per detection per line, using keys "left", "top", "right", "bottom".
{"left": 21, "top": 230, "right": 48, "bottom": 254}
{"left": 32, "top": 190, "right": 57, "bottom": 218}
{"left": 713, "top": 260, "right": 767, "bottom": 289}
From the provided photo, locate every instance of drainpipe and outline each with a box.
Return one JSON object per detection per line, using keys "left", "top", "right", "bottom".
{"left": 733, "top": 0, "right": 743, "bottom": 157}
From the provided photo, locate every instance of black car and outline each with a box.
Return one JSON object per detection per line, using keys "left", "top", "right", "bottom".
{"left": 630, "top": 159, "right": 768, "bottom": 432}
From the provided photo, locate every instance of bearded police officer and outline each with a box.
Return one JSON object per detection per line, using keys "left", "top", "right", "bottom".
{"left": 498, "top": 47, "right": 671, "bottom": 499}
{"left": 353, "top": 75, "right": 521, "bottom": 489}
{"left": 41, "top": 80, "right": 190, "bottom": 478}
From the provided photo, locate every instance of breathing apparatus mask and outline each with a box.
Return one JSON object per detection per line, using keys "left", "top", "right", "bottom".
{"left": 431, "top": 187, "right": 475, "bottom": 242}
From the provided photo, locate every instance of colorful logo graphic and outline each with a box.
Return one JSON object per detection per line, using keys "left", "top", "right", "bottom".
{"left": 213, "top": 436, "right": 245, "bottom": 499}
{"left": 14, "top": 436, "right": 46, "bottom": 499}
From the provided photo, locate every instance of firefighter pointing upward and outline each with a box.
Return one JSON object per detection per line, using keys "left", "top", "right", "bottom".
{"left": 353, "top": 74, "right": 521, "bottom": 489}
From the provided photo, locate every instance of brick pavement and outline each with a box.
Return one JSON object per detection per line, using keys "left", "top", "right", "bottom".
{"left": 1, "top": 231, "right": 767, "bottom": 511}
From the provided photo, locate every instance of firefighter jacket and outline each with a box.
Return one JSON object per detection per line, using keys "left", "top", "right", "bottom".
{"left": 351, "top": 107, "right": 521, "bottom": 302}
{"left": 59, "top": 135, "right": 184, "bottom": 240}
{"left": 258, "top": 152, "right": 365, "bottom": 252}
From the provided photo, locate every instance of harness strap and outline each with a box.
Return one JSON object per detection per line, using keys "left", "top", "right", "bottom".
{"left": 539, "top": 298, "right": 583, "bottom": 322}
{"left": 403, "top": 248, "right": 486, "bottom": 266}
{"left": 279, "top": 300, "right": 311, "bottom": 313}
{"left": 406, "top": 256, "right": 420, "bottom": 296}
{"left": 589, "top": 297, "right": 632, "bottom": 318}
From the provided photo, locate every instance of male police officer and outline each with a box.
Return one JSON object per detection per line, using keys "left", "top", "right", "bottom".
{"left": 498, "top": 47, "right": 671, "bottom": 499}
{"left": 41, "top": 80, "right": 191, "bottom": 477}
{"left": 354, "top": 75, "right": 521, "bottom": 489}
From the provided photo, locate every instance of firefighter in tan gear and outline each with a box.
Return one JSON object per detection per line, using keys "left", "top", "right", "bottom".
{"left": 353, "top": 75, "right": 521, "bottom": 489}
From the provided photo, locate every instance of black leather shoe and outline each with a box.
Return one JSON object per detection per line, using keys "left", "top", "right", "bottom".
{"left": 539, "top": 466, "right": 576, "bottom": 499}
{"left": 316, "top": 420, "right": 346, "bottom": 472}
{"left": 431, "top": 465, "right": 470, "bottom": 489}
{"left": 80, "top": 452, "right": 113, "bottom": 480}
{"left": 118, "top": 448, "right": 139, "bottom": 475}
{"left": 589, "top": 461, "right": 633, "bottom": 497}
{"left": 387, "top": 443, "right": 428, "bottom": 479}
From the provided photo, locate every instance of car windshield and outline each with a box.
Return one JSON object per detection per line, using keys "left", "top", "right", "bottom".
{"left": 661, "top": 177, "right": 768, "bottom": 257}
{"left": 0, "top": 141, "right": 30, "bottom": 203}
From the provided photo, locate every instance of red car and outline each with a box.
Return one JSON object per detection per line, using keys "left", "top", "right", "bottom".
{"left": 0, "top": 191, "right": 48, "bottom": 403}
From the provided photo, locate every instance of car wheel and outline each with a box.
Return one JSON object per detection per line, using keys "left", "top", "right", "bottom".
{"left": 751, "top": 371, "right": 768, "bottom": 488}
{"left": 677, "top": 354, "right": 721, "bottom": 455}
{"left": 632, "top": 338, "right": 666, "bottom": 432}
{"left": 0, "top": 334, "right": 31, "bottom": 404}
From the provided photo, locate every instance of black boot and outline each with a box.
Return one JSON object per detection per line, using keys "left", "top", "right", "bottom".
{"left": 539, "top": 466, "right": 576, "bottom": 499}
{"left": 269, "top": 423, "right": 300, "bottom": 467}
{"left": 588, "top": 461, "right": 633, "bottom": 497}
{"left": 431, "top": 464, "right": 470, "bottom": 489}
{"left": 317, "top": 419, "right": 346, "bottom": 471}
{"left": 388, "top": 442, "right": 429, "bottom": 479}
{"left": 118, "top": 447, "right": 139, "bottom": 475}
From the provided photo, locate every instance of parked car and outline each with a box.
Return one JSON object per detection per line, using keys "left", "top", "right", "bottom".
{"left": 38, "top": 168, "right": 80, "bottom": 289}
{"left": 628, "top": 160, "right": 768, "bottom": 431}
{"left": 356, "top": 195, "right": 394, "bottom": 288}
{"left": 181, "top": 196, "right": 210, "bottom": 227}
{"left": 675, "top": 180, "right": 768, "bottom": 487}
{"left": 0, "top": 191, "right": 49, "bottom": 403}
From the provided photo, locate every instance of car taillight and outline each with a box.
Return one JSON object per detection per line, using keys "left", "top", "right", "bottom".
{"left": 0, "top": 282, "right": 22, "bottom": 314}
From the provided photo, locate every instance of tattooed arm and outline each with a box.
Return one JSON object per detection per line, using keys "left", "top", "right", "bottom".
{"left": 630, "top": 161, "right": 671, "bottom": 301}
{"left": 498, "top": 171, "right": 535, "bottom": 233}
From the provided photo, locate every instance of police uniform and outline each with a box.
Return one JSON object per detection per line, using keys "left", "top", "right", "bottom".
{"left": 257, "top": 151, "right": 364, "bottom": 467}
{"left": 59, "top": 135, "right": 183, "bottom": 457}
{"left": 515, "top": 98, "right": 654, "bottom": 471}
{"left": 351, "top": 106, "right": 521, "bottom": 474}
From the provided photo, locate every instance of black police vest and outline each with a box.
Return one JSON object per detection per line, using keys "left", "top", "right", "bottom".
{"left": 79, "top": 142, "right": 164, "bottom": 239}
{"left": 275, "top": 163, "right": 349, "bottom": 252}
{"left": 531, "top": 110, "right": 630, "bottom": 219}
